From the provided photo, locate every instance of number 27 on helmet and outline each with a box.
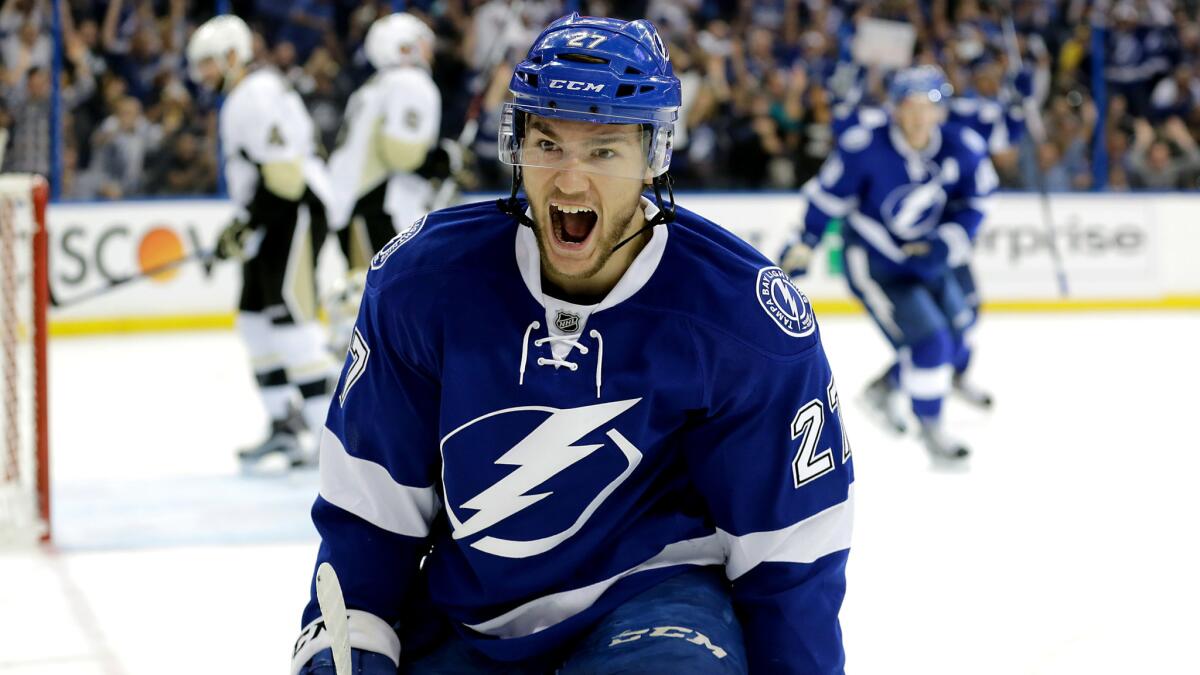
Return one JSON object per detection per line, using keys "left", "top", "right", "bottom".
{"left": 498, "top": 14, "right": 682, "bottom": 182}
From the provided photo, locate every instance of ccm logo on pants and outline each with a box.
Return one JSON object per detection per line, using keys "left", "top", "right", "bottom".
{"left": 609, "top": 626, "right": 728, "bottom": 659}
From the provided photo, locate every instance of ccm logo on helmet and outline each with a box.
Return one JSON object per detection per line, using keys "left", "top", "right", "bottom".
{"left": 549, "top": 79, "right": 605, "bottom": 92}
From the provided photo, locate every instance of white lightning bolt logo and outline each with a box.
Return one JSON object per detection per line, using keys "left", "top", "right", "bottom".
{"left": 441, "top": 398, "right": 643, "bottom": 559}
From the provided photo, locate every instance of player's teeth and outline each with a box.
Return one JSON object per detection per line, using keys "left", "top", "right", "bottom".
{"left": 553, "top": 204, "right": 593, "bottom": 214}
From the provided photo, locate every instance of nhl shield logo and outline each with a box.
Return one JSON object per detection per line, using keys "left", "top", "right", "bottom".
{"left": 554, "top": 310, "right": 581, "bottom": 333}
{"left": 757, "top": 266, "right": 816, "bottom": 338}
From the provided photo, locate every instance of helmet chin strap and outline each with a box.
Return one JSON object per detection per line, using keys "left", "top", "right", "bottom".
{"left": 612, "top": 173, "right": 674, "bottom": 252}
{"left": 496, "top": 166, "right": 537, "bottom": 228}
{"left": 496, "top": 167, "right": 677, "bottom": 254}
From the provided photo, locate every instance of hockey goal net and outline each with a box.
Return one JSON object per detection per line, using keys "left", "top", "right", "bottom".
{"left": 0, "top": 174, "right": 49, "bottom": 545}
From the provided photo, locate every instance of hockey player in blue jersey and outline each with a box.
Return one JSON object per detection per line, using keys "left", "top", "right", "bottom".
{"left": 780, "top": 65, "right": 997, "bottom": 459}
{"left": 941, "top": 58, "right": 1035, "bottom": 410}
{"left": 292, "top": 14, "right": 854, "bottom": 675}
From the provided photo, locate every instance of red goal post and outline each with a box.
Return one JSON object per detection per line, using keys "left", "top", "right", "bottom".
{"left": 0, "top": 174, "right": 50, "bottom": 545}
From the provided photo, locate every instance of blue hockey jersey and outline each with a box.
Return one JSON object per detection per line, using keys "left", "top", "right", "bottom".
{"left": 947, "top": 95, "right": 1025, "bottom": 154}
{"left": 800, "top": 111, "right": 998, "bottom": 277}
{"left": 292, "top": 198, "right": 855, "bottom": 673}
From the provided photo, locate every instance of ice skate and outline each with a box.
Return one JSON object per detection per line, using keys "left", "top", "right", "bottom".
{"left": 238, "top": 406, "right": 314, "bottom": 469}
{"left": 860, "top": 372, "right": 908, "bottom": 434}
{"left": 952, "top": 372, "right": 993, "bottom": 409}
{"left": 918, "top": 419, "right": 969, "bottom": 461}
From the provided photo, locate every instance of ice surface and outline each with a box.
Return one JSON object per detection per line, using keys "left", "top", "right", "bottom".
{"left": 2, "top": 311, "right": 1197, "bottom": 674}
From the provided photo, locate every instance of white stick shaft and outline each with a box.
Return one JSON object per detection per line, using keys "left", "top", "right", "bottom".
{"left": 315, "top": 562, "right": 353, "bottom": 675}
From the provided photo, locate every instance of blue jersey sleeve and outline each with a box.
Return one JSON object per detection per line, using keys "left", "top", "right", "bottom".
{"left": 292, "top": 270, "right": 444, "bottom": 673}
{"left": 942, "top": 127, "right": 999, "bottom": 244}
{"left": 684, "top": 314, "right": 854, "bottom": 674}
{"left": 799, "top": 127, "right": 870, "bottom": 248}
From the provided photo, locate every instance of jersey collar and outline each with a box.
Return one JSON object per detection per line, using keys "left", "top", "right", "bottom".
{"left": 888, "top": 121, "right": 943, "bottom": 160}
{"left": 515, "top": 196, "right": 668, "bottom": 313}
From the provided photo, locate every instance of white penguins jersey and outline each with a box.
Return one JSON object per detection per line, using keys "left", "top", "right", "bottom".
{"left": 326, "top": 67, "right": 441, "bottom": 231}
{"left": 220, "top": 68, "right": 334, "bottom": 212}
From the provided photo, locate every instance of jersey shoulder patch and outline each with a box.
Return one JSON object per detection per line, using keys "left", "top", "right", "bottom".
{"left": 371, "top": 215, "right": 428, "bottom": 271}
{"left": 365, "top": 200, "right": 517, "bottom": 289}
{"left": 838, "top": 126, "right": 873, "bottom": 153}
{"left": 656, "top": 207, "right": 822, "bottom": 357}
{"left": 756, "top": 266, "right": 816, "bottom": 338}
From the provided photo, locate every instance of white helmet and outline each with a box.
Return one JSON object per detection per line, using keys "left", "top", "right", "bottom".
{"left": 364, "top": 13, "right": 434, "bottom": 70}
{"left": 187, "top": 14, "right": 253, "bottom": 82}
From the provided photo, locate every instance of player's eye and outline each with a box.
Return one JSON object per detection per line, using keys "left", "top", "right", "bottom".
{"left": 536, "top": 139, "right": 561, "bottom": 156}
{"left": 591, "top": 147, "right": 618, "bottom": 160}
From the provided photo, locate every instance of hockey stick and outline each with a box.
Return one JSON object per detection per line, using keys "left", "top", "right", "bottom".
{"left": 315, "top": 562, "right": 353, "bottom": 675}
{"left": 429, "top": 0, "right": 526, "bottom": 211}
{"left": 1001, "top": 12, "right": 1070, "bottom": 297}
{"left": 49, "top": 249, "right": 215, "bottom": 308}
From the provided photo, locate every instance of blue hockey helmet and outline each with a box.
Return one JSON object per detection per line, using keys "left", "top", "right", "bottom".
{"left": 499, "top": 13, "right": 681, "bottom": 179}
{"left": 889, "top": 65, "right": 954, "bottom": 105}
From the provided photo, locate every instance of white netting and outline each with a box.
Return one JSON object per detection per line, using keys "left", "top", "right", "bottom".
{"left": 0, "top": 174, "right": 47, "bottom": 546}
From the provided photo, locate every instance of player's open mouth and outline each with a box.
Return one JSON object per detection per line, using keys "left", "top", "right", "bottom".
{"left": 549, "top": 202, "right": 598, "bottom": 250}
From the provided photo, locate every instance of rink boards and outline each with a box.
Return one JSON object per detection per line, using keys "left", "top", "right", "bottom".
{"left": 44, "top": 192, "right": 1200, "bottom": 334}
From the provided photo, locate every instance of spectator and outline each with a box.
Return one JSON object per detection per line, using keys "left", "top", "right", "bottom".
{"left": 1128, "top": 116, "right": 1200, "bottom": 189}
{"left": 273, "top": 41, "right": 313, "bottom": 93}
{"left": 300, "top": 46, "right": 348, "bottom": 153}
{"left": 1104, "top": 2, "right": 1172, "bottom": 119}
{"left": 276, "top": 0, "right": 335, "bottom": 61}
{"left": 2, "top": 38, "right": 95, "bottom": 178}
{"left": 728, "top": 96, "right": 789, "bottom": 188}
{"left": 1022, "top": 141, "right": 1073, "bottom": 191}
{"left": 795, "top": 79, "right": 833, "bottom": 183}
{"left": 101, "top": 0, "right": 186, "bottom": 104}
{"left": 2, "top": 19, "right": 51, "bottom": 73}
{"left": 1150, "top": 63, "right": 1200, "bottom": 122}
{"left": 84, "top": 95, "right": 162, "bottom": 198}
{"left": 0, "top": 0, "right": 42, "bottom": 35}
{"left": 143, "top": 131, "right": 215, "bottom": 195}
{"left": 6, "top": 0, "right": 1200, "bottom": 196}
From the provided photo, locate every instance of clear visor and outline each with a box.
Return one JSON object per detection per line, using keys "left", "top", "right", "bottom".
{"left": 499, "top": 103, "right": 673, "bottom": 180}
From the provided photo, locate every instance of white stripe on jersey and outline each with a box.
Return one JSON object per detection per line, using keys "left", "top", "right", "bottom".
{"left": 846, "top": 212, "right": 908, "bottom": 263}
{"left": 803, "top": 179, "right": 855, "bottom": 218}
{"left": 719, "top": 482, "right": 854, "bottom": 580}
{"left": 318, "top": 427, "right": 441, "bottom": 537}
{"left": 463, "top": 534, "right": 725, "bottom": 638}
{"left": 845, "top": 245, "right": 903, "bottom": 340}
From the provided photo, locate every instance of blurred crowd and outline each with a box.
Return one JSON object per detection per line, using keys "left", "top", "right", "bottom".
{"left": 3, "top": 0, "right": 1200, "bottom": 199}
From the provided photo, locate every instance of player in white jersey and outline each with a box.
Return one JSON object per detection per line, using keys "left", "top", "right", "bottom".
{"left": 187, "top": 15, "right": 338, "bottom": 467}
{"left": 328, "top": 13, "right": 441, "bottom": 271}
{"left": 324, "top": 13, "right": 441, "bottom": 350}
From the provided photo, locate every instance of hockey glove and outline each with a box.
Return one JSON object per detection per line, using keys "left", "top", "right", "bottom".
{"left": 296, "top": 647, "right": 397, "bottom": 675}
{"left": 779, "top": 236, "right": 815, "bottom": 279}
{"left": 214, "top": 216, "right": 261, "bottom": 262}
{"left": 938, "top": 223, "right": 973, "bottom": 268}
{"left": 415, "top": 139, "right": 464, "bottom": 182}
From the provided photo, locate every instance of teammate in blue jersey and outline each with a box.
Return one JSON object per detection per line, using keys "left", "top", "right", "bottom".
{"left": 940, "top": 59, "right": 1036, "bottom": 410}
{"left": 292, "top": 14, "right": 854, "bottom": 675}
{"left": 780, "top": 65, "right": 997, "bottom": 459}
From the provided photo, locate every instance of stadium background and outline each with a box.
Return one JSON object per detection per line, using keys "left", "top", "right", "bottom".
{"left": 6, "top": 5, "right": 1200, "bottom": 674}
{"left": 8, "top": 0, "right": 1200, "bottom": 328}
{"left": 16, "top": 0, "right": 1200, "bottom": 198}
